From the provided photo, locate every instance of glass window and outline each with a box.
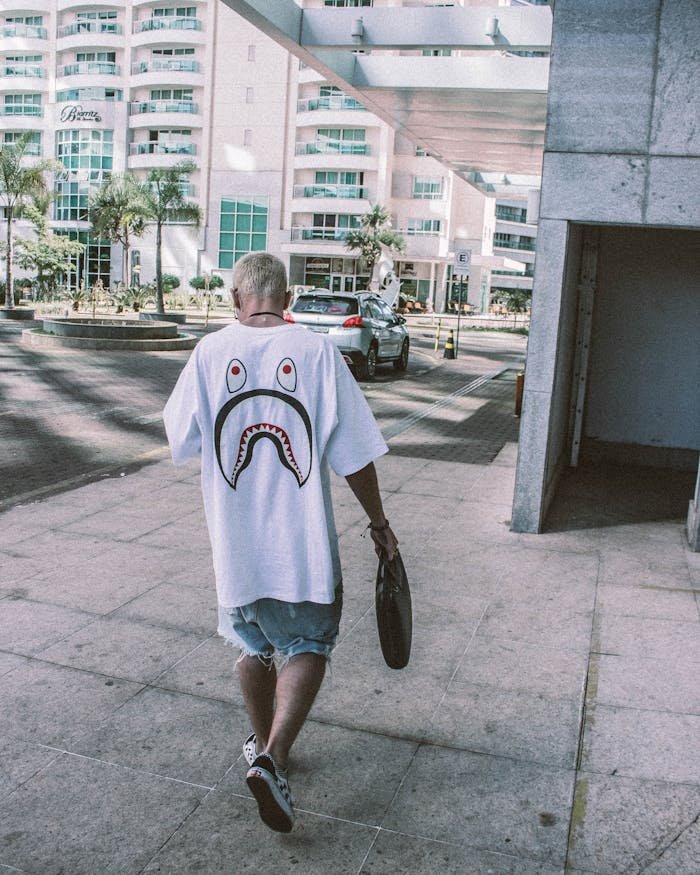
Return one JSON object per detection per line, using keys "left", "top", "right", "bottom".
{"left": 407, "top": 218, "right": 441, "bottom": 235}
{"left": 412, "top": 176, "right": 444, "bottom": 199}
{"left": 54, "top": 130, "right": 113, "bottom": 222}
{"left": 219, "top": 196, "right": 269, "bottom": 268}
{"left": 56, "top": 88, "right": 122, "bottom": 102}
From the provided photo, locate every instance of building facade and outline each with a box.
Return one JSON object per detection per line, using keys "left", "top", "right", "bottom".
{"left": 1, "top": 0, "right": 514, "bottom": 312}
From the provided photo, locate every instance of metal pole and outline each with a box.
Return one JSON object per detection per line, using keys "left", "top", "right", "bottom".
{"left": 456, "top": 276, "right": 463, "bottom": 356}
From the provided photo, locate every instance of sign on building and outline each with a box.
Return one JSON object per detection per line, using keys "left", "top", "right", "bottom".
{"left": 453, "top": 248, "right": 472, "bottom": 275}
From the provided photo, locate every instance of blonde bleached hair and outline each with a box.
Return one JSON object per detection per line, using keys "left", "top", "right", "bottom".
{"left": 232, "top": 252, "right": 287, "bottom": 303}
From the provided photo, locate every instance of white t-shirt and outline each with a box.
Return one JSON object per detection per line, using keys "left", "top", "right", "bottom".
{"left": 163, "top": 322, "right": 388, "bottom": 610}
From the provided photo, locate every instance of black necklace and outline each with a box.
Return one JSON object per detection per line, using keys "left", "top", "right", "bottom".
{"left": 247, "top": 311, "right": 286, "bottom": 320}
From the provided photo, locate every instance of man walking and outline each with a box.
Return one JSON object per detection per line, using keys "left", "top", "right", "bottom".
{"left": 163, "top": 252, "right": 398, "bottom": 833}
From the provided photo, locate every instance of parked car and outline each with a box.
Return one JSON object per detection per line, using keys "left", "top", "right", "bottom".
{"left": 287, "top": 290, "right": 409, "bottom": 380}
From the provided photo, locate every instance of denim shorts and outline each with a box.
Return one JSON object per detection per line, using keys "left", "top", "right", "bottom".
{"left": 222, "top": 584, "right": 343, "bottom": 663}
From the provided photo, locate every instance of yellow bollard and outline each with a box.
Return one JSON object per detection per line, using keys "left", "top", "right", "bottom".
{"left": 434, "top": 319, "right": 442, "bottom": 352}
{"left": 515, "top": 371, "right": 524, "bottom": 416}
{"left": 443, "top": 328, "right": 456, "bottom": 359}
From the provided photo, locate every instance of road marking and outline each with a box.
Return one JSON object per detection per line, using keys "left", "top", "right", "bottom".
{"left": 381, "top": 367, "right": 508, "bottom": 441}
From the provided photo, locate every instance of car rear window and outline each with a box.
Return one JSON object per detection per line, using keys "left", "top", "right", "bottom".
{"left": 291, "top": 296, "right": 358, "bottom": 316}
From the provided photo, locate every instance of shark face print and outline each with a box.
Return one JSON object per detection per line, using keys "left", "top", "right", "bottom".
{"left": 214, "top": 357, "right": 312, "bottom": 490}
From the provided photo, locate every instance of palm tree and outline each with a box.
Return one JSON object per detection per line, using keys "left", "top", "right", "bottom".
{"left": 344, "top": 204, "right": 406, "bottom": 288}
{"left": 0, "top": 134, "right": 55, "bottom": 308}
{"left": 89, "top": 173, "right": 148, "bottom": 287}
{"left": 137, "top": 162, "right": 201, "bottom": 314}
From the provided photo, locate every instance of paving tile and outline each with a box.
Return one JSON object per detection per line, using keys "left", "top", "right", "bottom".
{"left": 155, "top": 635, "right": 243, "bottom": 704}
{"left": 597, "top": 615, "right": 700, "bottom": 662}
{"left": 142, "top": 790, "right": 377, "bottom": 873}
{"left": 428, "top": 500, "right": 521, "bottom": 546}
{"left": 311, "top": 609, "right": 480, "bottom": 741}
{"left": 594, "top": 653, "right": 700, "bottom": 713}
{"left": 0, "top": 550, "right": 43, "bottom": 588}
{"left": 220, "top": 721, "right": 418, "bottom": 826}
{"left": 453, "top": 636, "right": 588, "bottom": 700}
{"left": 8, "top": 531, "right": 107, "bottom": 577}
{"left": 0, "top": 753, "right": 205, "bottom": 875}
{"left": 429, "top": 680, "right": 581, "bottom": 768}
{"left": 381, "top": 745, "right": 574, "bottom": 866}
{"left": 0, "top": 595, "right": 97, "bottom": 656}
{"left": 567, "top": 772, "right": 700, "bottom": 874}
{"left": 0, "top": 652, "right": 28, "bottom": 678}
{"left": 72, "top": 686, "right": 249, "bottom": 787}
{"left": 109, "top": 580, "right": 218, "bottom": 636}
{"left": 596, "top": 584, "right": 698, "bottom": 621}
{"left": 0, "top": 738, "right": 60, "bottom": 802}
{"left": 39, "top": 615, "right": 208, "bottom": 684}
{"left": 581, "top": 705, "right": 700, "bottom": 784}
{"left": 598, "top": 547, "right": 691, "bottom": 591}
{"left": 0, "top": 659, "right": 143, "bottom": 747}
{"left": 134, "top": 509, "right": 212, "bottom": 551}
{"left": 361, "top": 830, "right": 563, "bottom": 874}
{"left": 478, "top": 600, "right": 594, "bottom": 653}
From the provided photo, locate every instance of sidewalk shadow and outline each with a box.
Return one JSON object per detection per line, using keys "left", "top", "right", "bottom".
{"left": 544, "top": 461, "right": 696, "bottom": 531}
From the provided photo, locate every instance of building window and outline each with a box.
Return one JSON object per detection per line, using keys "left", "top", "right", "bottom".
{"left": 495, "top": 205, "right": 528, "bottom": 223}
{"left": 76, "top": 10, "right": 117, "bottom": 20}
{"left": 246, "top": 88, "right": 254, "bottom": 104}
{"left": 54, "top": 129, "right": 113, "bottom": 222}
{"left": 493, "top": 232, "right": 536, "bottom": 251}
{"left": 56, "top": 88, "right": 122, "bottom": 102}
{"left": 324, "top": 0, "right": 373, "bottom": 6}
{"left": 248, "top": 44, "right": 255, "bottom": 62}
{"left": 219, "top": 196, "right": 268, "bottom": 269}
{"left": 153, "top": 6, "right": 196, "bottom": 17}
{"left": 2, "top": 93, "right": 41, "bottom": 115}
{"left": 422, "top": 49, "right": 452, "bottom": 56}
{"left": 151, "top": 47, "right": 195, "bottom": 56}
{"left": 407, "top": 218, "right": 441, "bottom": 236}
{"left": 2, "top": 130, "right": 41, "bottom": 155}
{"left": 412, "top": 176, "right": 443, "bottom": 199}
{"left": 243, "top": 128, "right": 252, "bottom": 146}
{"left": 150, "top": 88, "right": 193, "bottom": 101}
{"left": 5, "top": 15, "right": 43, "bottom": 25}
{"left": 307, "top": 213, "right": 361, "bottom": 240}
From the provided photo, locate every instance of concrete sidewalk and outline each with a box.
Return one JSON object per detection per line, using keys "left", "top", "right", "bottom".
{"left": 1, "top": 362, "right": 698, "bottom": 873}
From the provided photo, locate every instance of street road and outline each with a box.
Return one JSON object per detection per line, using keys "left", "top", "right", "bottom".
{"left": 0, "top": 320, "right": 526, "bottom": 508}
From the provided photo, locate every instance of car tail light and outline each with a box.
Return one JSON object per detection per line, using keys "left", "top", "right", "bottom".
{"left": 284, "top": 313, "right": 295, "bottom": 323}
{"left": 342, "top": 316, "right": 363, "bottom": 328}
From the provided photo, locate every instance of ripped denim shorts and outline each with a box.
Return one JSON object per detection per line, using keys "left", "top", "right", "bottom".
{"left": 221, "top": 584, "right": 343, "bottom": 664}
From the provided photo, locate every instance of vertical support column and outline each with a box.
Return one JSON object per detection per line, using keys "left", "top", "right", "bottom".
{"left": 687, "top": 462, "right": 700, "bottom": 552}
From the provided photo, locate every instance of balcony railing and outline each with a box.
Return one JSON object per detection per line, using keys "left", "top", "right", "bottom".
{"left": 297, "top": 96, "right": 365, "bottom": 112}
{"left": 135, "top": 17, "right": 201, "bottom": 33}
{"left": 1, "top": 105, "right": 42, "bottom": 116}
{"left": 295, "top": 141, "right": 369, "bottom": 156}
{"left": 131, "top": 59, "right": 200, "bottom": 74}
{"left": 293, "top": 183, "right": 367, "bottom": 199}
{"left": 130, "top": 100, "right": 198, "bottom": 115}
{"left": 0, "top": 65, "right": 45, "bottom": 78}
{"left": 493, "top": 238, "right": 537, "bottom": 251}
{"left": 290, "top": 226, "right": 355, "bottom": 242}
{"left": 1, "top": 24, "right": 47, "bottom": 39}
{"left": 60, "top": 62, "right": 119, "bottom": 76}
{"left": 59, "top": 22, "right": 123, "bottom": 37}
{"left": 495, "top": 208, "right": 528, "bottom": 223}
{"left": 130, "top": 141, "right": 196, "bottom": 155}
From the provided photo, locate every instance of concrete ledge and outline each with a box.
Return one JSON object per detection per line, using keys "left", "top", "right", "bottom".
{"left": 0, "top": 307, "right": 36, "bottom": 321}
{"left": 139, "top": 311, "right": 188, "bottom": 325}
{"left": 40, "top": 317, "right": 179, "bottom": 340}
{"left": 21, "top": 328, "right": 198, "bottom": 351}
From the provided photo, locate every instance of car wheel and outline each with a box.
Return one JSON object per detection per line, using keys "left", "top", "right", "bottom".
{"left": 358, "top": 343, "right": 378, "bottom": 381}
{"left": 394, "top": 338, "right": 409, "bottom": 371}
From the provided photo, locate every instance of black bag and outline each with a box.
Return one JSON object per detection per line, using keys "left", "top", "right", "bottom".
{"left": 375, "top": 549, "right": 412, "bottom": 669}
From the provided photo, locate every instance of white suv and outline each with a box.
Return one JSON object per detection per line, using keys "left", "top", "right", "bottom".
{"left": 288, "top": 290, "right": 410, "bottom": 380}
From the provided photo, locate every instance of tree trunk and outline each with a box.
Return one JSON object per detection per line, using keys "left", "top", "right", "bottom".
{"left": 155, "top": 221, "right": 165, "bottom": 313}
{"left": 122, "top": 228, "right": 129, "bottom": 287}
{"left": 5, "top": 206, "right": 14, "bottom": 308}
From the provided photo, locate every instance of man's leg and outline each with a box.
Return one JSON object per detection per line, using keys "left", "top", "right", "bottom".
{"left": 238, "top": 655, "right": 277, "bottom": 750}
{"left": 264, "top": 652, "right": 326, "bottom": 770}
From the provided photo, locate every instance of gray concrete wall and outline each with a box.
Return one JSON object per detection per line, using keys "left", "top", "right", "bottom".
{"left": 584, "top": 227, "right": 700, "bottom": 453}
{"left": 511, "top": 0, "right": 700, "bottom": 532}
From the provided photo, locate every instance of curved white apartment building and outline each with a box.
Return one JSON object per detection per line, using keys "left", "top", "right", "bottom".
{"left": 0, "top": 0, "right": 536, "bottom": 311}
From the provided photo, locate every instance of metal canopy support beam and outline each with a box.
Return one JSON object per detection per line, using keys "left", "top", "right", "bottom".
{"left": 300, "top": 6, "right": 551, "bottom": 52}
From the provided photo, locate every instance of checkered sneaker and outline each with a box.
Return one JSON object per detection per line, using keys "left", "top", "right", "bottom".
{"left": 243, "top": 732, "right": 258, "bottom": 766}
{"left": 246, "top": 753, "right": 295, "bottom": 833}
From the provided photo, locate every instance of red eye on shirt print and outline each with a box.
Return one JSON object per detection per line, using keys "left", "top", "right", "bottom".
{"left": 277, "top": 358, "right": 297, "bottom": 392}
{"left": 227, "top": 359, "right": 247, "bottom": 393}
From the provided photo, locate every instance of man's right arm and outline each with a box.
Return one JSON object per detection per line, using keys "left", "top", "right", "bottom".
{"left": 345, "top": 462, "right": 398, "bottom": 560}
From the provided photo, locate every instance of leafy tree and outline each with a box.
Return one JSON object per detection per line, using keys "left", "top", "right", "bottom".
{"left": 137, "top": 162, "right": 201, "bottom": 313}
{"left": 0, "top": 134, "right": 57, "bottom": 308}
{"left": 344, "top": 205, "right": 406, "bottom": 287}
{"left": 13, "top": 191, "right": 84, "bottom": 298}
{"left": 161, "top": 273, "right": 180, "bottom": 291}
{"left": 189, "top": 273, "right": 224, "bottom": 291}
{"left": 89, "top": 173, "right": 148, "bottom": 287}
{"left": 491, "top": 288, "right": 532, "bottom": 314}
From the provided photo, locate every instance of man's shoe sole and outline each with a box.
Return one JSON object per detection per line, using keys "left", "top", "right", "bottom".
{"left": 246, "top": 768, "right": 294, "bottom": 833}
